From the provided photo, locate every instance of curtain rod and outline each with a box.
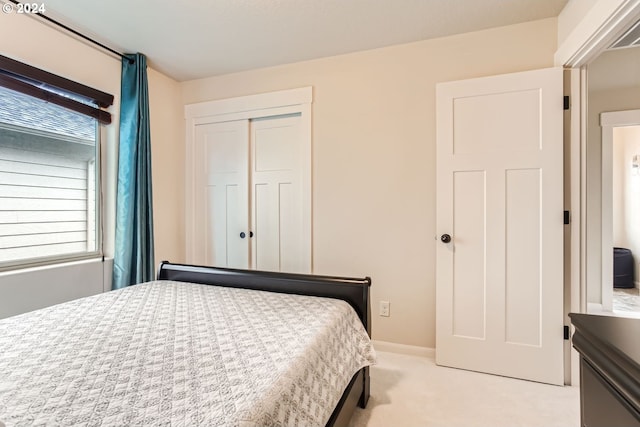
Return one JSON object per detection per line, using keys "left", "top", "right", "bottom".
{"left": 7, "top": 0, "right": 134, "bottom": 64}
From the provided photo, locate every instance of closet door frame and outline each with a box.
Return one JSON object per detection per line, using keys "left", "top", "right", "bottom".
{"left": 185, "top": 87, "right": 313, "bottom": 271}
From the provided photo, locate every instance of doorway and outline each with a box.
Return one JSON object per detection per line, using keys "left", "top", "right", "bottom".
{"left": 600, "top": 111, "right": 640, "bottom": 317}
{"left": 612, "top": 125, "right": 640, "bottom": 316}
{"left": 586, "top": 46, "right": 640, "bottom": 317}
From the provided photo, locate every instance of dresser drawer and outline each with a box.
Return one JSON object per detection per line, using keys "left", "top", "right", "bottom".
{"left": 581, "top": 359, "right": 640, "bottom": 427}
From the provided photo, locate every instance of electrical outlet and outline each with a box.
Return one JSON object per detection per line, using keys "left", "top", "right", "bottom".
{"left": 379, "top": 301, "right": 390, "bottom": 317}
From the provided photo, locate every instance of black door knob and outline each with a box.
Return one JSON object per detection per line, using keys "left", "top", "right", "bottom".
{"left": 441, "top": 234, "right": 452, "bottom": 243}
{"left": 240, "top": 232, "right": 246, "bottom": 239}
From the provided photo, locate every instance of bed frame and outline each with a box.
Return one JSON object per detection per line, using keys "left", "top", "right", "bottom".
{"left": 156, "top": 261, "right": 372, "bottom": 427}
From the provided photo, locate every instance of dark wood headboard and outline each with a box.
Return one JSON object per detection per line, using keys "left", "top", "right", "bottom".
{"left": 157, "top": 261, "right": 372, "bottom": 336}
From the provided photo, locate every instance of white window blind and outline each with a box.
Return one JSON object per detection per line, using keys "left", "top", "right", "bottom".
{"left": 0, "top": 85, "right": 99, "bottom": 266}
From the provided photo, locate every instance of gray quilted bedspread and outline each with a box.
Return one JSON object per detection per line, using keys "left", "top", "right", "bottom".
{"left": 0, "top": 281, "right": 376, "bottom": 426}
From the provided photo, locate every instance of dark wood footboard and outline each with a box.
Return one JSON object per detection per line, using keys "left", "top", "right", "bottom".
{"left": 157, "top": 261, "right": 371, "bottom": 335}
{"left": 156, "top": 261, "right": 373, "bottom": 425}
{"left": 570, "top": 313, "right": 640, "bottom": 427}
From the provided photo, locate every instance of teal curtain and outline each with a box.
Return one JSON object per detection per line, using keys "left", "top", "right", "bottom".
{"left": 113, "top": 53, "right": 154, "bottom": 289}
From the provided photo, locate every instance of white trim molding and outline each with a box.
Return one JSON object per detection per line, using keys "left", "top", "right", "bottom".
{"left": 184, "top": 87, "right": 312, "bottom": 120}
{"left": 372, "top": 340, "right": 435, "bottom": 358}
{"left": 555, "top": 0, "right": 640, "bottom": 67}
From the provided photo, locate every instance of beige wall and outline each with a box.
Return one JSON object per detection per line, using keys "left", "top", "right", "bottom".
{"left": 147, "top": 68, "right": 185, "bottom": 264}
{"left": 181, "top": 18, "right": 558, "bottom": 348}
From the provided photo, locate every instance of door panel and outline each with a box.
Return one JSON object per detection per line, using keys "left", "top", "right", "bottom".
{"left": 251, "top": 115, "right": 306, "bottom": 273}
{"left": 452, "top": 170, "right": 486, "bottom": 339}
{"left": 253, "top": 182, "right": 278, "bottom": 270}
{"left": 453, "top": 90, "right": 542, "bottom": 154}
{"left": 278, "top": 182, "right": 299, "bottom": 273}
{"left": 195, "top": 120, "right": 249, "bottom": 268}
{"left": 436, "top": 67, "right": 564, "bottom": 385}
{"left": 505, "top": 168, "right": 541, "bottom": 346}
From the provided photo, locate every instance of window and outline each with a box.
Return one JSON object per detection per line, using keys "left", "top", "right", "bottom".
{"left": 0, "top": 55, "right": 113, "bottom": 268}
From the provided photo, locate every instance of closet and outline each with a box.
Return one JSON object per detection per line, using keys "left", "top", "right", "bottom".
{"left": 185, "top": 87, "right": 312, "bottom": 273}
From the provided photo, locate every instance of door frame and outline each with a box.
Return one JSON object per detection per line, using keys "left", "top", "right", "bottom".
{"left": 184, "top": 87, "right": 313, "bottom": 269}
{"left": 557, "top": 0, "right": 640, "bottom": 386}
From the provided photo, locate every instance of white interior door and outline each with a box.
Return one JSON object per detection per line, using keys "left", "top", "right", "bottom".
{"left": 195, "top": 119, "right": 249, "bottom": 268}
{"left": 436, "top": 68, "right": 564, "bottom": 385}
{"left": 250, "top": 114, "right": 307, "bottom": 273}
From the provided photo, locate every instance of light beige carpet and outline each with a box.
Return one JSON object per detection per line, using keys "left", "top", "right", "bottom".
{"left": 348, "top": 351, "right": 579, "bottom": 427}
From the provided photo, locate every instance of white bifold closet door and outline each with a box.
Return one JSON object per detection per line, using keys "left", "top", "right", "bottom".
{"left": 194, "top": 113, "right": 307, "bottom": 273}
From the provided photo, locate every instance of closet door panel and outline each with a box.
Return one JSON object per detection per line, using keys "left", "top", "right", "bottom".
{"left": 195, "top": 120, "right": 249, "bottom": 268}
{"left": 253, "top": 183, "right": 279, "bottom": 271}
{"left": 251, "top": 115, "right": 305, "bottom": 273}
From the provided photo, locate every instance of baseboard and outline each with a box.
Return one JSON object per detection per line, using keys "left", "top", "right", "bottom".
{"left": 372, "top": 340, "right": 435, "bottom": 358}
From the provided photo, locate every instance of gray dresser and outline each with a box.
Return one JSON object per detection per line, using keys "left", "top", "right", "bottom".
{"left": 570, "top": 313, "right": 640, "bottom": 427}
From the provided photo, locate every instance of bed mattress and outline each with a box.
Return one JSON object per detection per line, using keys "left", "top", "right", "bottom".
{"left": 0, "top": 281, "right": 376, "bottom": 426}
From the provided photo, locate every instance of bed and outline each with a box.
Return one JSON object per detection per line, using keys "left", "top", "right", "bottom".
{"left": 0, "top": 261, "right": 375, "bottom": 426}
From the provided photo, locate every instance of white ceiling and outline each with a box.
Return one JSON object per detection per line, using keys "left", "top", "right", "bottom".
{"left": 41, "top": 0, "right": 568, "bottom": 82}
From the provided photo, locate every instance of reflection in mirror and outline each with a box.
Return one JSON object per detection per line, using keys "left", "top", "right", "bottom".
{"left": 587, "top": 43, "right": 640, "bottom": 318}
